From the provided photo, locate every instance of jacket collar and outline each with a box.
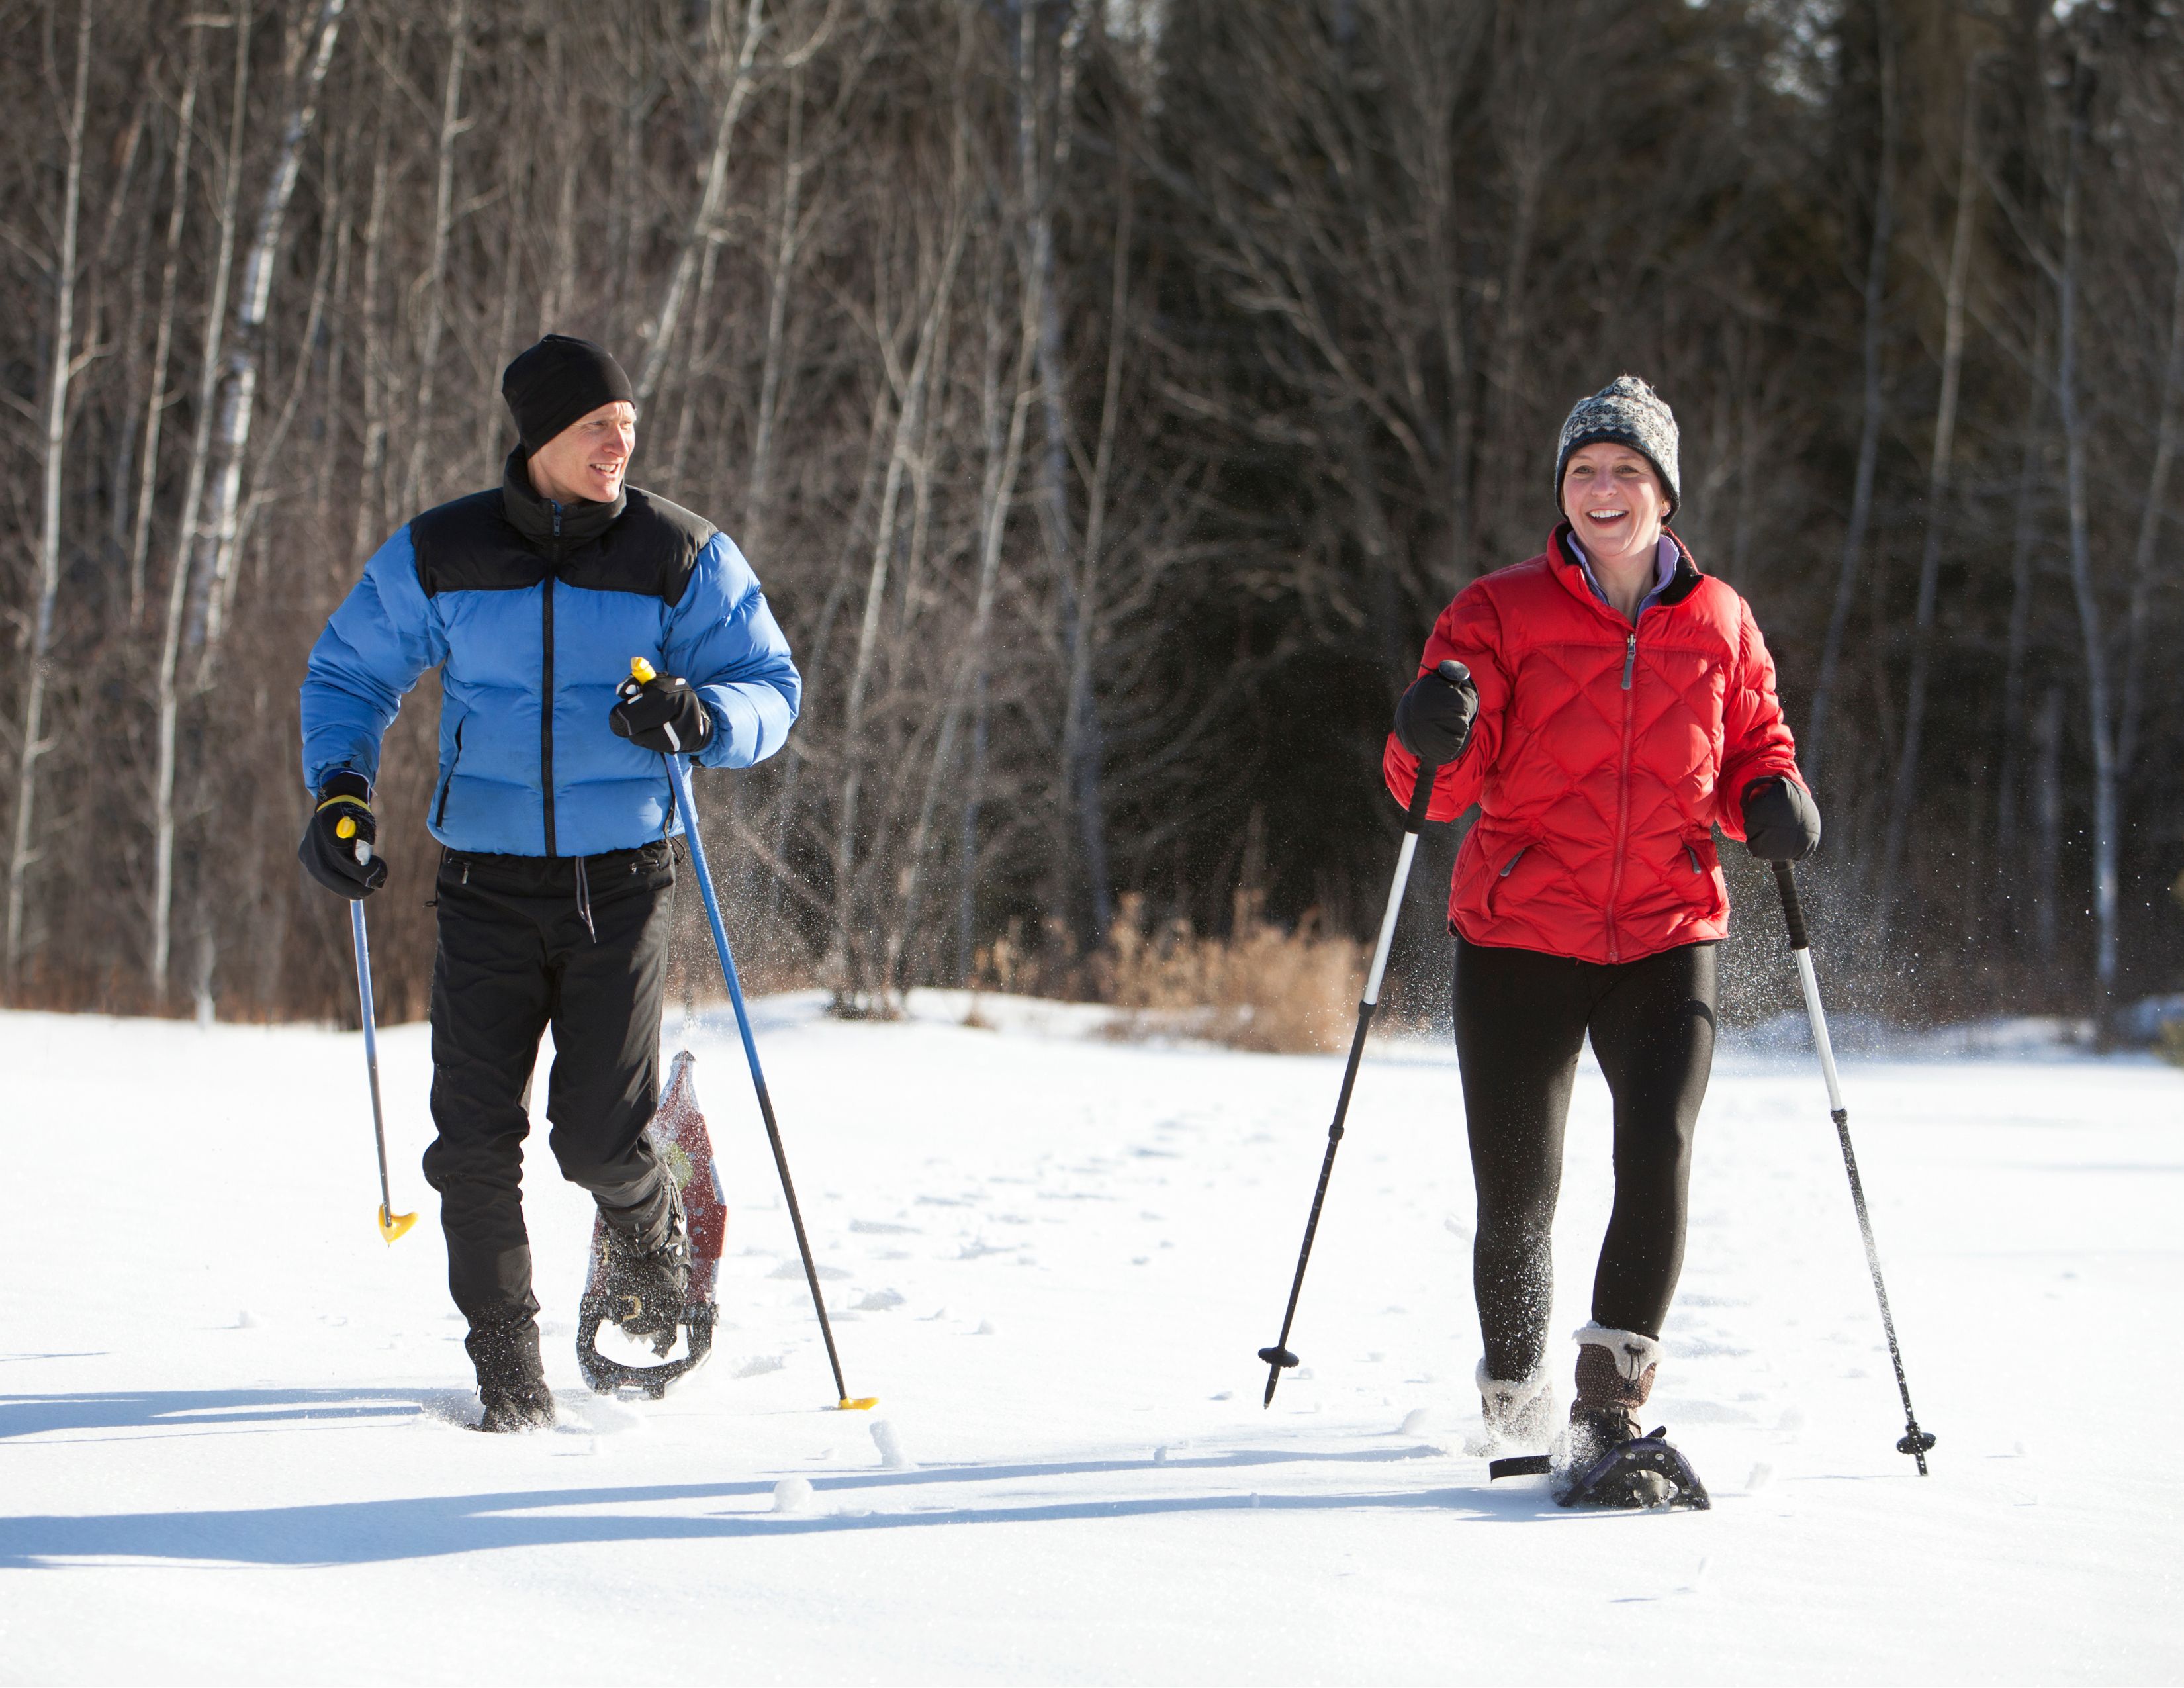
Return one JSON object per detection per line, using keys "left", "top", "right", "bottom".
{"left": 1547, "top": 522, "right": 1704, "bottom": 614}
{"left": 501, "top": 447, "right": 626, "bottom": 551}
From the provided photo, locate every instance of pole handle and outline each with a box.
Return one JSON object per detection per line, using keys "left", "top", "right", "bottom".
{"left": 1396, "top": 659, "right": 1471, "bottom": 833}
{"left": 1772, "top": 860, "right": 1809, "bottom": 951}
{"left": 1403, "top": 758, "right": 1441, "bottom": 831}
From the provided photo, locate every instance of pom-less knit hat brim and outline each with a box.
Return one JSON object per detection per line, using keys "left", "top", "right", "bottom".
{"left": 501, "top": 334, "right": 635, "bottom": 455}
{"left": 1554, "top": 375, "right": 1680, "bottom": 518}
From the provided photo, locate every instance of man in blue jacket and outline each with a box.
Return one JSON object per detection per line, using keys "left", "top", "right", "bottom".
{"left": 298, "top": 335, "right": 801, "bottom": 1430}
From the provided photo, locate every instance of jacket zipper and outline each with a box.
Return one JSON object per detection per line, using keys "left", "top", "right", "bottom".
{"left": 542, "top": 506, "right": 561, "bottom": 857}
{"left": 1604, "top": 629, "right": 1639, "bottom": 961}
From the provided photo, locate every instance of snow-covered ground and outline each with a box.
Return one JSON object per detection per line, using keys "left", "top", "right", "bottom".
{"left": 3, "top": 995, "right": 2178, "bottom": 1684}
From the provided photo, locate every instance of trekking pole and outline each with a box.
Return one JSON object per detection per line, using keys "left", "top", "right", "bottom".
{"left": 629, "top": 659, "right": 876, "bottom": 1412}
{"left": 347, "top": 893, "right": 418, "bottom": 1244}
{"left": 1772, "top": 861, "right": 1935, "bottom": 1474}
{"left": 1257, "top": 661, "right": 1465, "bottom": 1407}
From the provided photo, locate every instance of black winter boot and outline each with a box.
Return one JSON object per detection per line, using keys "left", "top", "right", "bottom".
{"left": 1561, "top": 1322, "right": 1661, "bottom": 1470}
{"left": 594, "top": 1177, "right": 692, "bottom": 1356}
{"left": 467, "top": 1316, "right": 556, "bottom": 1432}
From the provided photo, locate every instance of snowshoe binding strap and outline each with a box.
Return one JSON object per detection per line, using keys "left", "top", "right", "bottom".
{"left": 1556, "top": 1426, "right": 1711, "bottom": 1511}
{"left": 575, "top": 1297, "right": 717, "bottom": 1401}
{"left": 1489, "top": 1454, "right": 1553, "bottom": 1480}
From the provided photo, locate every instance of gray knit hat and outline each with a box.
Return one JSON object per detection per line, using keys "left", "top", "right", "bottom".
{"left": 1553, "top": 375, "right": 1680, "bottom": 517}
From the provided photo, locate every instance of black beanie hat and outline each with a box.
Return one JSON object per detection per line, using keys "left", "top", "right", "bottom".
{"left": 501, "top": 334, "right": 635, "bottom": 454}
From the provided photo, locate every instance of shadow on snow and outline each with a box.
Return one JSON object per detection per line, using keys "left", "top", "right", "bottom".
{"left": 0, "top": 1386, "right": 1576, "bottom": 1566}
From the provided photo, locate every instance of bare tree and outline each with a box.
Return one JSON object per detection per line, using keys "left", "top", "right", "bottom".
{"left": 4, "top": 0, "right": 94, "bottom": 980}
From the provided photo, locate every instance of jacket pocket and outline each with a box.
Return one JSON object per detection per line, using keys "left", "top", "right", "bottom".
{"left": 433, "top": 716, "right": 466, "bottom": 829}
{"left": 1478, "top": 836, "right": 1544, "bottom": 919}
{"left": 1459, "top": 829, "right": 1546, "bottom": 921}
{"left": 1680, "top": 831, "right": 1729, "bottom": 923}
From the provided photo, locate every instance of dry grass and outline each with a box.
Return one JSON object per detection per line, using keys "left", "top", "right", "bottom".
{"left": 1089, "top": 892, "right": 1365, "bottom": 1055}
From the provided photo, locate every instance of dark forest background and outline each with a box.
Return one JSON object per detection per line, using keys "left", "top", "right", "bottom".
{"left": 1, "top": 0, "right": 2180, "bottom": 1032}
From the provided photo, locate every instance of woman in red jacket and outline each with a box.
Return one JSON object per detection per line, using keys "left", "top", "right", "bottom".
{"left": 1383, "top": 375, "right": 1820, "bottom": 1472}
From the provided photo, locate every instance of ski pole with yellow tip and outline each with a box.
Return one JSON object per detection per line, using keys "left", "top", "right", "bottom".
{"left": 626, "top": 658, "right": 876, "bottom": 1411}
{"left": 347, "top": 892, "right": 418, "bottom": 1244}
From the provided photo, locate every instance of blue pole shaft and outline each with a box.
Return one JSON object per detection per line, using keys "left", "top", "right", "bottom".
{"left": 666, "top": 753, "right": 853, "bottom": 1403}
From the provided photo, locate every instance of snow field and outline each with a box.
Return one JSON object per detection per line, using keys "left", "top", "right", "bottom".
{"left": 1, "top": 997, "right": 2179, "bottom": 1684}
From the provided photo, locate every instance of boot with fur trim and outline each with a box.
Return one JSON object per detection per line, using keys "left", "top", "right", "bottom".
{"left": 1558, "top": 1322, "right": 1661, "bottom": 1470}
{"left": 1465, "top": 1361, "right": 1558, "bottom": 1456}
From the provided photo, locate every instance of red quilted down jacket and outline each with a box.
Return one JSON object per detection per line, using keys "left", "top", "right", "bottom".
{"left": 1383, "top": 525, "right": 1804, "bottom": 965}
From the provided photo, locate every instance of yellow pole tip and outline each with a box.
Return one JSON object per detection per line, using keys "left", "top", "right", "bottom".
{"left": 378, "top": 1207, "right": 419, "bottom": 1244}
{"left": 630, "top": 656, "right": 657, "bottom": 684}
{"left": 839, "top": 1397, "right": 879, "bottom": 1411}
{"left": 335, "top": 816, "right": 356, "bottom": 839}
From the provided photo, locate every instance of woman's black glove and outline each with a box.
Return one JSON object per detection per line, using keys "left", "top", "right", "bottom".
{"left": 610, "top": 671, "right": 714, "bottom": 755}
{"left": 1394, "top": 661, "right": 1478, "bottom": 767}
{"left": 1741, "top": 776, "right": 1821, "bottom": 863}
{"left": 298, "top": 771, "right": 387, "bottom": 899}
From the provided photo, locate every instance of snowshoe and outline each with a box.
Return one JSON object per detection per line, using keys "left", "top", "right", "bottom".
{"left": 1555, "top": 1425, "right": 1710, "bottom": 1511}
{"left": 576, "top": 1051, "right": 727, "bottom": 1399}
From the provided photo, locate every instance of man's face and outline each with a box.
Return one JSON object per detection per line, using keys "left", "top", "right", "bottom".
{"left": 529, "top": 400, "right": 636, "bottom": 504}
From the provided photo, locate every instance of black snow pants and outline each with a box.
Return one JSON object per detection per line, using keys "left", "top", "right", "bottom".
{"left": 1452, "top": 934, "right": 1717, "bottom": 1383}
{"left": 422, "top": 841, "right": 677, "bottom": 1340}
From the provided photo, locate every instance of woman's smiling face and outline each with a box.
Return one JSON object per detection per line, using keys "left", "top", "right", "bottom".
{"left": 1561, "top": 442, "right": 1669, "bottom": 564}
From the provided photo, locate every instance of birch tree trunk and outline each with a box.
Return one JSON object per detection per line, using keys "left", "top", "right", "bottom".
{"left": 1806, "top": 7, "right": 1897, "bottom": 787}
{"left": 1878, "top": 63, "right": 1979, "bottom": 919}
{"left": 1018, "top": 0, "right": 1113, "bottom": 945}
{"left": 1991, "top": 347, "right": 2046, "bottom": 879}
{"left": 956, "top": 224, "right": 1042, "bottom": 985}
{"left": 185, "top": 0, "right": 347, "bottom": 670}
{"left": 128, "top": 22, "right": 208, "bottom": 630}
{"left": 742, "top": 63, "right": 805, "bottom": 553}
{"left": 3, "top": 0, "right": 94, "bottom": 982}
{"left": 150, "top": 5, "right": 251, "bottom": 996}
{"left": 2056, "top": 79, "right": 2120, "bottom": 1006}
{"left": 825, "top": 198, "right": 968, "bottom": 1002}
{"left": 402, "top": 0, "right": 468, "bottom": 514}
{"left": 349, "top": 77, "right": 393, "bottom": 563}
{"left": 635, "top": 0, "right": 765, "bottom": 408}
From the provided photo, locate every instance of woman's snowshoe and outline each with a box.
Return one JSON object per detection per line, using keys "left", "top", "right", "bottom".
{"left": 1555, "top": 1425, "right": 1711, "bottom": 1511}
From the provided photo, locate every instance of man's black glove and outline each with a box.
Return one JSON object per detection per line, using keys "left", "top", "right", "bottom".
{"left": 1741, "top": 775, "right": 1821, "bottom": 863}
{"left": 611, "top": 670, "right": 713, "bottom": 755}
{"left": 298, "top": 771, "right": 387, "bottom": 900}
{"left": 1393, "top": 661, "right": 1478, "bottom": 767}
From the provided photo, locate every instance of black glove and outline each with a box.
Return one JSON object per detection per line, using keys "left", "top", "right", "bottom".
{"left": 298, "top": 771, "right": 387, "bottom": 899}
{"left": 611, "top": 670, "right": 714, "bottom": 755}
{"left": 1741, "top": 776, "right": 1821, "bottom": 863}
{"left": 1393, "top": 660, "right": 1478, "bottom": 767}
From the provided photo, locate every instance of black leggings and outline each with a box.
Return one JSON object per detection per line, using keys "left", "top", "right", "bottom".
{"left": 1453, "top": 935, "right": 1717, "bottom": 1382}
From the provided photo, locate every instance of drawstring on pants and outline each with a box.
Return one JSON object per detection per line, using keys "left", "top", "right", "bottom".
{"left": 574, "top": 855, "right": 598, "bottom": 944}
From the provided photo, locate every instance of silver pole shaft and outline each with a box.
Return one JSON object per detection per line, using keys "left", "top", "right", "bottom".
{"left": 1362, "top": 833, "right": 1421, "bottom": 1007}
{"left": 1794, "top": 947, "right": 1846, "bottom": 1113}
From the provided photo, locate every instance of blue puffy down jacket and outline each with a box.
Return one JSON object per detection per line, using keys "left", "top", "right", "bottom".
{"left": 300, "top": 462, "right": 801, "bottom": 857}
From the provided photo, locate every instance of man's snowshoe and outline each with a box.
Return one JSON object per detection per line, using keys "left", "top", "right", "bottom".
{"left": 1555, "top": 1425, "right": 1711, "bottom": 1511}
{"left": 576, "top": 1051, "right": 727, "bottom": 1399}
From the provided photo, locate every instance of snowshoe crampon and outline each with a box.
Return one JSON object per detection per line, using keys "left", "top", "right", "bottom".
{"left": 576, "top": 1051, "right": 727, "bottom": 1400}
{"left": 1555, "top": 1426, "right": 1711, "bottom": 1511}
